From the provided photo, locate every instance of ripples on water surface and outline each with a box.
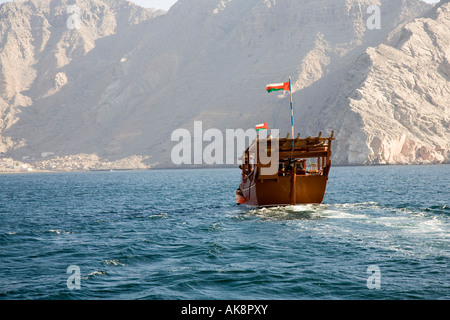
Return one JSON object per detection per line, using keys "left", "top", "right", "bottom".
{"left": 0, "top": 165, "right": 448, "bottom": 299}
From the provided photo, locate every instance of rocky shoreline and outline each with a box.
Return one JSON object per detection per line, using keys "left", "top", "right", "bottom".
{"left": 0, "top": 154, "right": 151, "bottom": 173}
{"left": 1, "top": 153, "right": 448, "bottom": 174}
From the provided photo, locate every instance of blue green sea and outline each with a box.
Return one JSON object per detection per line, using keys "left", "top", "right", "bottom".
{"left": 0, "top": 165, "right": 448, "bottom": 300}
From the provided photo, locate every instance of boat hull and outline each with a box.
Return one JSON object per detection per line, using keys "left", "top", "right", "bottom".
{"left": 239, "top": 174, "right": 329, "bottom": 207}
{"left": 237, "top": 134, "right": 335, "bottom": 207}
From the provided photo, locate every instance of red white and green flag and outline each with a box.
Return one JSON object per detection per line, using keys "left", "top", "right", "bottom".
{"left": 255, "top": 122, "right": 269, "bottom": 131}
{"left": 266, "top": 82, "right": 290, "bottom": 93}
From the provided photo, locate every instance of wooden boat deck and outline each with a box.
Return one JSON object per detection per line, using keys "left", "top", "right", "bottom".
{"left": 237, "top": 132, "right": 335, "bottom": 206}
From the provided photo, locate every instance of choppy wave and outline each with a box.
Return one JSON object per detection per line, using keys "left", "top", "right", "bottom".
{"left": 0, "top": 166, "right": 448, "bottom": 299}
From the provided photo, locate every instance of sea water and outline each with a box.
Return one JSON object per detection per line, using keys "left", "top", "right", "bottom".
{"left": 0, "top": 165, "right": 448, "bottom": 299}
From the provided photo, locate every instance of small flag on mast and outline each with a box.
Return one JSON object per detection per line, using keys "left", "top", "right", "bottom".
{"left": 255, "top": 122, "right": 269, "bottom": 131}
{"left": 266, "top": 82, "right": 290, "bottom": 93}
{"left": 266, "top": 78, "right": 295, "bottom": 148}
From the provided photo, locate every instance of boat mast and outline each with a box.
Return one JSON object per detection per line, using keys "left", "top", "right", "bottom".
{"left": 289, "top": 77, "right": 294, "bottom": 149}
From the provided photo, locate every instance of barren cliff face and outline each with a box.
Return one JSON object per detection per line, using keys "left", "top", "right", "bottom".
{"left": 348, "top": 2, "right": 450, "bottom": 164}
{"left": 0, "top": 0, "right": 448, "bottom": 168}
{"left": 0, "top": 0, "right": 162, "bottom": 156}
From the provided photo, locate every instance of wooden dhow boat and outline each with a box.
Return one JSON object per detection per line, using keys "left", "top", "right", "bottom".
{"left": 236, "top": 78, "right": 336, "bottom": 206}
{"left": 236, "top": 132, "right": 335, "bottom": 206}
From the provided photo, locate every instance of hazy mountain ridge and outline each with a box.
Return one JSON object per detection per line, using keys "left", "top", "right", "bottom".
{"left": 0, "top": 0, "right": 163, "bottom": 163}
{"left": 0, "top": 0, "right": 448, "bottom": 171}
{"left": 344, "top": 1, "right": 450, "bottom": 164}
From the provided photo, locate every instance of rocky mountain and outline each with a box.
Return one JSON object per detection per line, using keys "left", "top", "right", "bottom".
{"left": 0, "top": 0, "right": 448, "bottom": 170}
{"left": 323, "top": 0, "right": 450, "bottom": 164}
{"left": 0, "top": 0, "right": 163, "bottom": 168}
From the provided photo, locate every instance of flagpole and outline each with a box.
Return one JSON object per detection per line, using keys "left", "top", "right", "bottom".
{"left": 289, "top": 77, "right": 294, "bottom": 149}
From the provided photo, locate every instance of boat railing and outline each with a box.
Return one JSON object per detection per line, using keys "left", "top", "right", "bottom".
{"left": 274, "top": 161, "right": 324, "bottom": 177}
{"left": 240, "top": 133, "right": 335, "bottom": 180}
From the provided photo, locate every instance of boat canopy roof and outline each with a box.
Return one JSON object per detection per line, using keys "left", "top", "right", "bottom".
{"left": 240, "top": 133, "right": 335, "bottom": 161}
